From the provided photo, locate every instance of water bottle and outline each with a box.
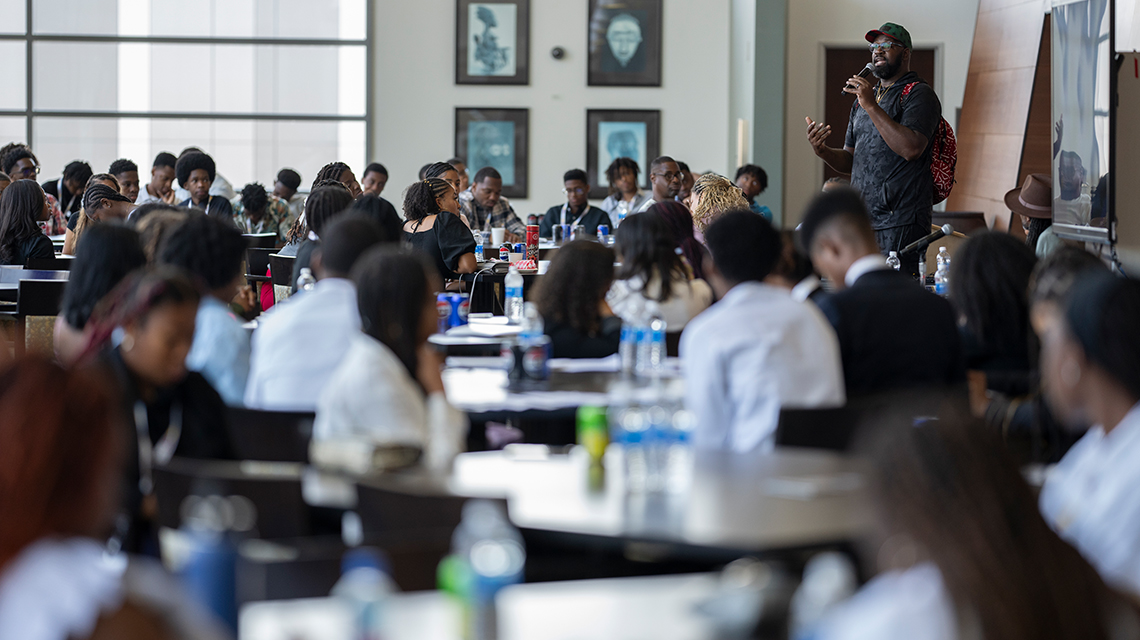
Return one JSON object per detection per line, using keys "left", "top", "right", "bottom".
{"left": 473, "top": 229, "right": 484, "bottom": 263}
{"left": 666, "top": 404, "right": 696, "bottom": 494}
{"left": 886, "top": 251, "right": 900, "bottom": 271}
{"left": 617, "top": 404, "right": 649, "bottom": 493}
{"left": 934, "top": 248, "right": 951, "bottom": 296}
{"left": 331, "top": 548, "right": 396, "bottom": 640}
{"left": 635, "top": 302, "right": 666, "bottom": 378}
{"left": 519, "top": 302, "right": 552, "bottom": 380}
{"left": 618, "top": 297, "right": 643, "bottom": 376}
{"left": 296, "top": 267, "right": 317, "bottom": 291}
{"left": 504, "top": 265, "right": 524, "bottom": 323}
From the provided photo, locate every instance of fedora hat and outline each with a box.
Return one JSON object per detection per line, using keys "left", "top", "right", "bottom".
{"left": 1005, "top": 173, "right": 1052, "bottom": 219}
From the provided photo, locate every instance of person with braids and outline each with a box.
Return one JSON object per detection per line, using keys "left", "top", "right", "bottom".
{"left": 423, "top": 160, "right": 472, "bottom": 227}
{"left": 539, "top": 168, "right": 612, "bottom": 238}
{"left": 312, "top": 161, "right": 362, "bottom": 198}
{"left": 690, "top": 173, "right": 750, "bottom": 235}
{"left": 81, "top": 267, "right": 235, "bottom": 555}
{"left": 157, "top": 214, "right": 252, "bottom": 405}
{"left": 0, "top": 144, "right": 66, "bottom": 235}
{"left": 273, "top": 167, "right": 304, "bottom": 225}
{"left": 532, "top": 241, "right": 623, "bottom": 359}
{"left": 457, "top": 167, "right": 526, "bottom": 240}
{"left": 54, "top": 224, "right": 147, "bottom": 367}
{"left": 42, "top": 159, "right": 92, "bottom": 219}
{"left": 63, "top": 183, "right": 134, "bottom": 256}
{"left": 136, "top": 151, "right": 179, "bottom": 206}
{"left": 313, "top": 247, "right": 467, "bottom": 472}
{"left": 403, "top": 177, "right": 477, "bottom": 281}
{"left": 0, "top": 356, "right": 232, "bottom": 640}
{"left": 606, "top": 208, "right": 711, "bottom": 331}
{"left": 174, "top": 151, "right": 234, "bottom": 223}
{"left": 1038, "top": 271, "right": 1140, "bottom": 598}
{"left": 290, "top": 182, "right": 355, "bottom": 290}
{"left": 599, "top": 157, "right": 649, "bottom": 221}
{"left": 447, "top": 156, "right": 470, "bottom": 192}
{"left": 232, "top": 182, "right": 290, "bottom": 245}
{"left": 0, "top": 179, "right": 54, "bottom": 266}
{"left": 108, "top": 157, "right": 140, "bottom": 203}
{"left": 62, "top": 172, "right": 121, "bottom": 254}
{"left": 807, "top": 394, "right": 1137, "bottom": 640}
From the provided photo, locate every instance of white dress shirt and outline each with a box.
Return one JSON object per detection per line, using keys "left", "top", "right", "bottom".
{"left": 135, "top": 184, "right": 163, "bottom": 206}
{"left": 844, "top": 253, "right": 890, "bottom": 288}
{"left": 314, "top": 333, "right": 467, "bottom": 470}
{"left": 791, "top": 275, "right": 822, "bottom": 302}
{"left": 245, "top": 278, "right": 359, "bottom": 411}
{"left": 606, "top": 271, "right": 713, "bottom": 331}
{"left": 1040, "top": 403, "right": 1140, "bottom": 597}
{"left": 811, "top": 562, "right": 958, "bottom": 640}
{"left": 185, "top": 296, "right": 250, "bottom": 406}
{"left": 679, "top": 281, "right": 845, "bottom": 452}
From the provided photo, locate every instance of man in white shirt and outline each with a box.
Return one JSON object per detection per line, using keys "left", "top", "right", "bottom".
{"left": 135, "top": 152, "right": 178, "bottom": 206}
{"left": 244, "top": 214, "right": 391, "bottom": 411}
{"left": 680, "top": 210, "right": 845, "bottom": 452}
{"left": 635, "top": 155, "right": 682, "bottom": 213}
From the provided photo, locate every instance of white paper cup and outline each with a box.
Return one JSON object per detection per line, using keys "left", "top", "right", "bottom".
{"left": 509, "top": 252, "right": 523, "bottom": 263}
{"left": 491, "top": 227, "right": 506, "bottom": 245}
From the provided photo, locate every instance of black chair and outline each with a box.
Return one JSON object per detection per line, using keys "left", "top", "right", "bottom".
{"left": 153, "top": 458, "right": 312, "bottom": 539}
{"left": 243, "top": 233, "right": 279, "bottom": 248}
{"left": 25, "top": 256, "right": 74, "bottom": 271}
{"left": 17, "top": 279, "right": 67, "bottom": 316}
{"left": 246, "top": 248, "right": 275, "bottom": 282}
{"left": 0, "top": 279, "right": 69, "bottom": 355}
{"left": 774, "top": 406, "right": 860, "bottom": 452}
{"left": 226, "top": 407, "right": 315, "bottom": 463}
{"left": 268, "top": 253, "right": 295, "bottom": 303}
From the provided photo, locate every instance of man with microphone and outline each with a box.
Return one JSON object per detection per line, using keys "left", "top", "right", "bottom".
{"left": 805, "top": 22, "right": 942, "bottom": 277}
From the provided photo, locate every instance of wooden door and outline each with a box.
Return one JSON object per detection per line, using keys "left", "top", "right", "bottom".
{"left": 822, "top": 48, "right": 938, "bottom": 184}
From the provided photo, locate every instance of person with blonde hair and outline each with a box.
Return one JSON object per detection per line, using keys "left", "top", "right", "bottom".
{"left": 690, "top": 173, "right": 749, "bottom": 234}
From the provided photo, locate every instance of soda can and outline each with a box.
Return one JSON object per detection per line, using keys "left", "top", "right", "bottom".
{"left": 559, "top": 223, "right": 571, "bottom": 244}
{"left": 596, "top": 224, "right": 609, "bottom": 243}
{"left": 525, "top": 224, "right": 539, "bottom": 261}
{"left": 499, "top": 243, "right": 511, "bottom": 261}
{"left": 437, "top": 293, "right": 470, "bottom": 332}
{"left": 522, "top": 340, "right": 551, "bottom": 380}
{"left": 552, "top": 225, "right": 564, "bottom": 245}
{"left": 436, "top": 293, "right": 453, "bottom": 333}
{"left": 513, "top": 242, "right": 525, "bottom": 255}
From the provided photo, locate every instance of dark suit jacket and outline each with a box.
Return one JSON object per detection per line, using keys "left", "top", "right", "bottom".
{"left": 816, "top": 269, "right": 964, "bottom": 397}
{"left": 539, "top": 204, "right": 612, "bottom": 238}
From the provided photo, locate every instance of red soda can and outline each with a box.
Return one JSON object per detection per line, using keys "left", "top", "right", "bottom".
{"left": 526, "top": 224, "right": 539, "bottom": 261}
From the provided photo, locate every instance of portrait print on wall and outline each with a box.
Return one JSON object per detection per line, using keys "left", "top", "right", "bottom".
{"left": 586, "top": 109, "right": 661, "bottom": 199}
{"left": 456, "top": 0, "right": 530, "bottom": 85}
{"left": 587, "top": 0, "right": 662, "bottom": 87}
{"left": 456, "top": 108, "right": 530, "bottom": 198}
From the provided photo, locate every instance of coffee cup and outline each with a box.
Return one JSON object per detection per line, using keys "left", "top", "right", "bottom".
{"left": 491, "top": 227, "right": 506, "bottom": 245}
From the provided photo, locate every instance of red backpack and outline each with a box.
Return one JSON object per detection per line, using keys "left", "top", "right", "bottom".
{"left": 902, "top": 82, "right": 956, "bottom": 205}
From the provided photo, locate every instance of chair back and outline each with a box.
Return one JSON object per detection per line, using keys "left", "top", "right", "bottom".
{"left": 243, "top": 233, "right": 279, "bottom": 248}
{"left": 16, "top": 279, "right": 67, "bottom": 316}
{"left": 226, "top": 407, "right": 314, "bottom": 463}
{"left": 774, "top": 406, "right": 860, "bottom": 451}
{"left": 24, "top": 256, "right": 74, "bottom": 271}
{"left": 246, "top": 248, "right": 275, "bottom": 279}
{"left": 269, "top": 253, "right": 296, "bottom": 303}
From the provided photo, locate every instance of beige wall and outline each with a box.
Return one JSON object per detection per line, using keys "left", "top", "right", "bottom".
{"left": 371, "top": 0, "right": 732, "bottom": 216}
{"left": 782, "top": 0, "right": 980, "bottom": 227}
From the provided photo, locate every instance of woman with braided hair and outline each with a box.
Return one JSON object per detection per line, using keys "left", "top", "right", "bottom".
{"left": 313, "top": 161, "right": 362, "bottom": 197}
{"left": 402, "top": 177, "right": 476, "bottom": 280}
{"left": 62, "top": 183, "right": 134, "bottom": 255}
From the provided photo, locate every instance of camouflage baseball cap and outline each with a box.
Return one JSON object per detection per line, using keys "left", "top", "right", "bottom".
{"left": 865, "top": 23, "right": 912, "bottom": 49}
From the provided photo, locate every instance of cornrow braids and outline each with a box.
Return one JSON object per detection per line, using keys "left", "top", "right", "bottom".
{"left": 87, "top": 173, "right": 120, "bottom": 191}
{"left": 403, "top": 178, "right": 452, "bottom": 222}
{"left": 82, "top": 184, "right": 131, "bottom": 214}
{"left": 313, "top": 162, "right": 351, "bottom": 189}
{"left": 691, "top": 173, "right": 749, "bottom": 233}
{"left": 423, "top": 162, "right": 456, "bottom": 179}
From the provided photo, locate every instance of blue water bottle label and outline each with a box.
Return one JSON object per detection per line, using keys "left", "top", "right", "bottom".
{"left": 506, "top": 286, "right": 523, "bottom": 299}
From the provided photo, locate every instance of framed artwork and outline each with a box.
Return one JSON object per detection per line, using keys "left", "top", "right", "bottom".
{"left": 586, "top": 109, "right": 660, "bottom": 200}
{"left": 456, "top": 0, "right": 530, "bottom": 85}
{"left": 456, "top": 108, "right": 529, "bottom": 199}
{"left": 587, "top": 0, "right": 662, "bottom": 87}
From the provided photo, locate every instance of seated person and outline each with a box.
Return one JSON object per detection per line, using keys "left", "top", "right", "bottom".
{"left": 135, "top": 151, "right": 178, "bottom": 206}
{"left": 0, "top": 171, "right": 10, "bottom": 196}
{"left": 767, "top": 230, "right": 824, "bottom": 304}
{"left": 67, "top": 184, "right": 135, "bottom": 254}
{"left": 232, "top": 182, "right": 290, "bottom": 245}
{"left": 636, "top": 156, "right": 682, "bottom": 213}
{"left": 681, "top": 210, "right": 844, "bottom": 452}
{"left": 312, "top": 161, "right": 362, "bottom": 198}
{"left": 447, "top": 157, "right": 470, "bottom": 192}
{"left": 314, "top": 247, "right": 467, "bottom": 471}
{"left": 423, "top": 161, "right": 471, "bottom": 227}
{"left": 63, "top": 173, "right": 120, "bottom": 255}
{"left": 402, "top": 177, "right": 476, "bottom": 280}
{"left": 532, "top": 240, "right": 622, "bottom": 359}
{"left": 690, "top": 173, "right": 749, "bottom": 236}
{"left": 458, "top": 167, "right": 527, "bottom": 241}
{"left": 347, "top": 194, "right": 404, "bottom": 241}
{"left": 539, "top": 169, "right": 612, "bottom": 238}
{"left": 246, "top": 215, "right": 391, "bottom": 411}
{"left": 42, "top": 159, "right": 92, "bottom": 220}
{"left": 809, "top": 396, "right": 1132, "bottom": 640}
{"left": 0, "top": 356, "right": 231, "bottom": 639}
{"left": 131, "top": 204, "right": 187, "bottom": 263}
{"left": 173, "top": 146, "right": 235, "bottom": 201}
{"left": 54, "top": 224, "right": 147, "bottom": 366}
{"left": 607, "top": 206, "right": 712, "bottom": 331}
{"left": 1, "top": 143, "right": 64, "bottom": 235}
{"left": 599, "top": 157, "right": 649, "bottom": 220}
{"left": 734, "top": 164, "right": 773, "bottom": 220}
{"left": 158, "top": 213, "right": 251, "bottom": 405}
{"left": 109, "top": 157, "right": 141, "bottom": 203}
{"left": 175, "top": 151, "right": 234, "bottom": 223}
{"left": 291, "top": 181, "right": 355, "bottom": 290}
{"left": 676, "top": 160, "right": 695, "bottom": 206}
{"left": 273, "top": 167, "right": 305, "bottom": 225}
{"left": 799, "top": 188, "right": 963, "bottom": 397}
{"left": 653, "top": 200, "right": 708, "bottom": 280}
{"left": 83, "top": 267, "right": 235, "bottom": 553}
{"left": 1039, "top": 272, "right": 1140, "bottom": 598}
{"left": 0, "top": 179, "right": 54, "bottom": 266}
{"left": 360, "top": 162, "right": 389, "bottom": 197}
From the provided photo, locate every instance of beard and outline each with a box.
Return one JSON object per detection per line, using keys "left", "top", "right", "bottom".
{"left": 873, "top": 57, "right": 903, "bottom": 79}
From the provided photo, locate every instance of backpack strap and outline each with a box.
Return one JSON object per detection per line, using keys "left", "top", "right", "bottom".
{"left": 900, "top": 81, "right": 921, "bottom": 102}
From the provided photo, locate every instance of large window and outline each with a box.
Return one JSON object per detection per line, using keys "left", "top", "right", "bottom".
{"left": 0, "top": 0, "right": 369, "bottom": 192}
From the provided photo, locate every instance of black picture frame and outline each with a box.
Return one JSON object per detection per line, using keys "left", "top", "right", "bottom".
{"left": 586, "top": 109, "right": 661, "bottom": 200}
{"left": 456, "top": 0, "right": 530, "bottom": 85}
{"left": 456, "top": 108, "right": 529, "bottom": 199}
{"left": 587, "top": 0, "right": 662, "bottom": 87}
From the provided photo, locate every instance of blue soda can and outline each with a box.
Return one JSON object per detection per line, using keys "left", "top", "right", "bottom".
{"left": 513, "top": 242, "right": 525, "bottom": 255}
{"left": 596, "top": 225, "right": 609, "bottom": 241}
{"left": 437, "top": 293, "right": 470, "bottom": 332}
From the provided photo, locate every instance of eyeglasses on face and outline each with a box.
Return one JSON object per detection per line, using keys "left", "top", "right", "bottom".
{"left": 15, "top": 164, "right": 40, "bottom": 177}
{"left": 562, "top": 187, "right": 586, "bottom": 195}
{"left": 869, "top": 42, "right": 904, "bottom": 53}
{"left": 653, "top": 172, "right": 681, "bottom": 182}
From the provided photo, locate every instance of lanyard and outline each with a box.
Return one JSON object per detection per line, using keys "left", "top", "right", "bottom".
{"left": 560, "top": 204, "right": 588, "bottom": 228}
{"left": 133, "top": 400, "right": 183, "bottom": 496}
{"left": 195, "top": 195, "right": 213, "bottom": 216}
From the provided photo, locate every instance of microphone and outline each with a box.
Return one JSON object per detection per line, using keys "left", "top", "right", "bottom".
{"left": 842, "top": 63, "right": 875, "bottom": 95}
{"left": 900, "top": 224, "right": 954, "bottom": 256}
